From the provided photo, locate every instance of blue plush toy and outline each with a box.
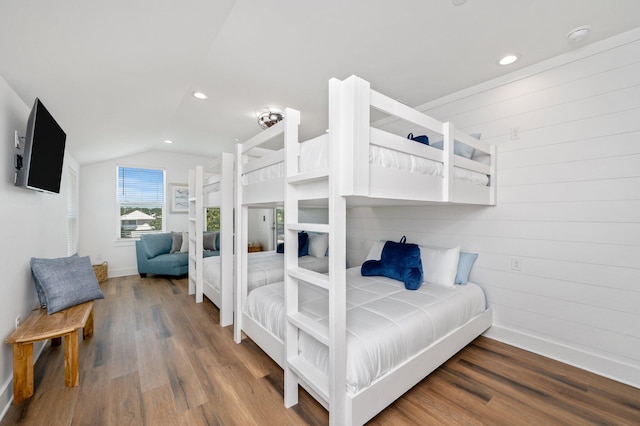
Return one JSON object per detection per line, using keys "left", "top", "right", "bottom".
{"left": 361, "top": 236, "right": 423, "bottom": 290}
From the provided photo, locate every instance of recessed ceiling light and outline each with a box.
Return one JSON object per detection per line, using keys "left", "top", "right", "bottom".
{"left": 192, "top": 92, "right": 208, "bottom": 100}
{"left": 452, "top": 0, "right": 467, "bottom": 5}
{"left": 567, "top": 25, "right": 591, "bottom": 43}
{"left": 164, "top": 140, "right": 173, "bottom": 144}
{"left": 498, "top": 54, "right": 519, "bottom": 66}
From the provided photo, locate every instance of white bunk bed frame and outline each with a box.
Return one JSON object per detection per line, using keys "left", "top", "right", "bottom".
{"left": 234, "top": 111, "right": 298, "bottom": 344}
{"left": 188, "top": 153, "right": 235, "bottom": 326}
{"left": 234, "top": 75, "right": 495, "bottom": 425}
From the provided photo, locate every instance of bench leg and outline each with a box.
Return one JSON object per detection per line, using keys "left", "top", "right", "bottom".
{"left": 64, "top": 332, "right": 79, "bottom": 387}
{"left": 83, "top": 306, "right": 94, "bottom": 339}
{"left": 12, "top": 342, "right": 34, "bottom": 404}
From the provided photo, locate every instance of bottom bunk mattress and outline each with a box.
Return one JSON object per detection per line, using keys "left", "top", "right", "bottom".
{"left": 244, "top": 267, "right": 487, "bottom": 394}
{"left": 203, "top": 250, "right": 329, "bottom": 293}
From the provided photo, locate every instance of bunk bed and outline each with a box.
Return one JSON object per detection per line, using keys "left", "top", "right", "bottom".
{"left": 187, "top": 153, "right": 234, "bottom": 326}
{"left": 234, "top": 75, "right": 496, "bottom": 425}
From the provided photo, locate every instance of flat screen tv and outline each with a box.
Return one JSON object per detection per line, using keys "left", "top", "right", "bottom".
{"left": 15, "top": 98, "right": 67, "bottom": 194}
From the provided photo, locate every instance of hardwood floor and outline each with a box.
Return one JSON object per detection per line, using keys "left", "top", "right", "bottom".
{"left": 2, "top": 275, "right": 639, "bottom": 425}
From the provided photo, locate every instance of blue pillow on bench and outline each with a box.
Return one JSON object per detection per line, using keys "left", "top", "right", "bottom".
{"left": 361, "top": 237, "right": 423, "bottom": 290}
{"left": 31, "top": 253, "right": 79, "bottom": 308}
{"left": 31, "top": 255, "right": 105, "bottom": 314}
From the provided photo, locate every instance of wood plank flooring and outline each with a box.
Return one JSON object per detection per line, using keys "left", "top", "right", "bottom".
{"left": 2, "top": 275, "right": 639, "bottom": 425}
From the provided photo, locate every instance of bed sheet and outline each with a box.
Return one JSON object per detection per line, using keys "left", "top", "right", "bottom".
{"left": 242, "top": 135, "right": 489, "bottom": 186}
{"left": 203, "top": 250, "right": 329, "bottom": 293}
{"left": 244, "top": 267, "right": 486, "bottom": 394}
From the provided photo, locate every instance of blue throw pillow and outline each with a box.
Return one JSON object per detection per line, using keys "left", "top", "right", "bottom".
{"left": 298, "top": 232, "right": 309, "bottom": 257}
{"left": 455, "top": 252, "right": 478, "bottom": 285}
{"left": 361, "top": 237, "right": 423, "bottom": 290}
{"left": 31, "top": 253, "right": 79, "bottom": 308}
{"left": 407, "top": 133, "right": 429, "bottom": 145}
{"left": 430, "top": 133, "right": 481, "bottom": 159}
{"left": 31, "top": 255, "right": 105, "bottom": 314}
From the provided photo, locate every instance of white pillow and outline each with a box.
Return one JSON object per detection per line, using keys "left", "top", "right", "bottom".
{"left": 420, "top": 245, "right": 460, "bottom": 287}
{"left": 365, "top": 240, "right": 385, "bottom": 261}
{"left": 308, "top": 233, "right": 329, "bottom": 258}
{"left": 180, "top": 231, "right": 189, "bottom": 253}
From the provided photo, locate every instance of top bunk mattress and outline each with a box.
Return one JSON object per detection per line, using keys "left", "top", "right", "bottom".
{"left": 242, "top": 135, "right": 489, "bottom": 186}
{"left": 203, "top": 250, "right": 329, "bottom": 293}
{"left": 244, "top": 267, "right": 487, "bottom": 394}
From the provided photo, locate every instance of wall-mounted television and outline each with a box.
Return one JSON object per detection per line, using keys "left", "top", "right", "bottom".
{"left": 15, "top": 98, "right": 67, "bottom": 194}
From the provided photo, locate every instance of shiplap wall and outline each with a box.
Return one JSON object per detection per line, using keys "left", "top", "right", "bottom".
{"left": 346, "top": 28, "right": 640, "bottom": 388}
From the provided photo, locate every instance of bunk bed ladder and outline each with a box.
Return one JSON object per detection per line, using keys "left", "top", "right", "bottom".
{"left": 284, "top": 107, "right": 330, "bottom": 407}
{"left": 188, "top": 166, "right": 204, "bottom": 303}
{"left": 284, "top": 82, "right": 349, "bottom": 425}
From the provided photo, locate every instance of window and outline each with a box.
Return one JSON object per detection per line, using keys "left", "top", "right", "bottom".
{"left": 206, "top": 207, "right": 220, "bottom": 231}
{"left": 275, "top": 208, "right": 284, "bottom": 244}
{"left": 117, "top": 166, "right": 165, "bottom": 238}
{"left": 66, "top": 166, "right": 78, "bottom": 255}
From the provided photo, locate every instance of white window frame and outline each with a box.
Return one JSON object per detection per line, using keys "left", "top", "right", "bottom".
{"left": 116, "top": 165, "right": 166, "bottom": 239}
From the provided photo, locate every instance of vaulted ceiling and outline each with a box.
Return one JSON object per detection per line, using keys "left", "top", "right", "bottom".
{"left": 1, "top": 0, "right": 639, "bottom": 165}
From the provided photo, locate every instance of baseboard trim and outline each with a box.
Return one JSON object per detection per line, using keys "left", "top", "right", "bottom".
{"left": 484, "top": 325, "right": 640, "bottom": 389}
{"left": 107, "top": 267, "right": 138, "bottom": 278}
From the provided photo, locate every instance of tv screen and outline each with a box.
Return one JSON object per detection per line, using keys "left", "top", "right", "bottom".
{"left": 15, "top": 98, "right": 67, "bottom": 194}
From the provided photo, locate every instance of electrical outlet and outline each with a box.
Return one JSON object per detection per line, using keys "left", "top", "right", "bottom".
{"left": 510, "top": 127, "right": 520, "bottom": 140}
{"left": 15, "top": 316, "right": 21, "bottom": 330}
{"left": 511, "top": 257, "right": 522, "bottom": 271}
{"left": 96, "top": 253, "right": 103, "bottom": 263}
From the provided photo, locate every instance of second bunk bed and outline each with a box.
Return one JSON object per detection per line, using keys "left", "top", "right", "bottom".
{"left": 188, "top": 153, "right": 234, "bottom": 326}
{"left": 234, "top": 75, "right": 496, "bottom": 425}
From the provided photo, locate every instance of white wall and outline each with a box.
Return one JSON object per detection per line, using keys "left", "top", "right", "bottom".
{"left": 248, "top": 208, "right": 274, "bottom": 250}
{"left": 247, "top": 208, "right": 328, "bottom": 251}
{"left": 347, "top": 28, "right": 640, "bottom": 388}
{"left": 79, "top": 151, "right": 213, "bottom": 277}
{"left": 0, "top": 75, "right": 79, "bottom": 412}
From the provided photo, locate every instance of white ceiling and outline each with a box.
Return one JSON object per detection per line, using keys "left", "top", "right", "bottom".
{"left": 1, "top": 0, "right": 639, "bottom": 165}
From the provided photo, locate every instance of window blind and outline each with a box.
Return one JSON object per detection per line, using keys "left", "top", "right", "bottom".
{"left": 117, "top": 167, "right": 164, "bottom": 204}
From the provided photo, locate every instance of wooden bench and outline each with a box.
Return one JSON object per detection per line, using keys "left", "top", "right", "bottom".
{"left": 5, "top": 301, "right": 94, "bottom": 404}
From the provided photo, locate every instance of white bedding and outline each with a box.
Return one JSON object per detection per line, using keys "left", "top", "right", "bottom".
{"left": 203, "top": 250, "right": 329, "bottom": 293}
{"left": 242, "top": 135, "right": 489, "bottom": 186}
{"left": 244, "top": 267, "right": 487, "bottom": 394}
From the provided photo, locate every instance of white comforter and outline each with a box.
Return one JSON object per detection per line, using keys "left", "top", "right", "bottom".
{"left": 242, "top": 135, "right": 489, "bottom": 186}
{"left": 203, "top": 250, "right": 329, "bottom": 293}
{"left": 244, "top": 267, "right": 486, "bottom": 394}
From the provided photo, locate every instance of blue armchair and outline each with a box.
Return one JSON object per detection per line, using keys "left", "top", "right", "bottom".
{"left": 135, "top": 233, "right": 218, "bottom": 277}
